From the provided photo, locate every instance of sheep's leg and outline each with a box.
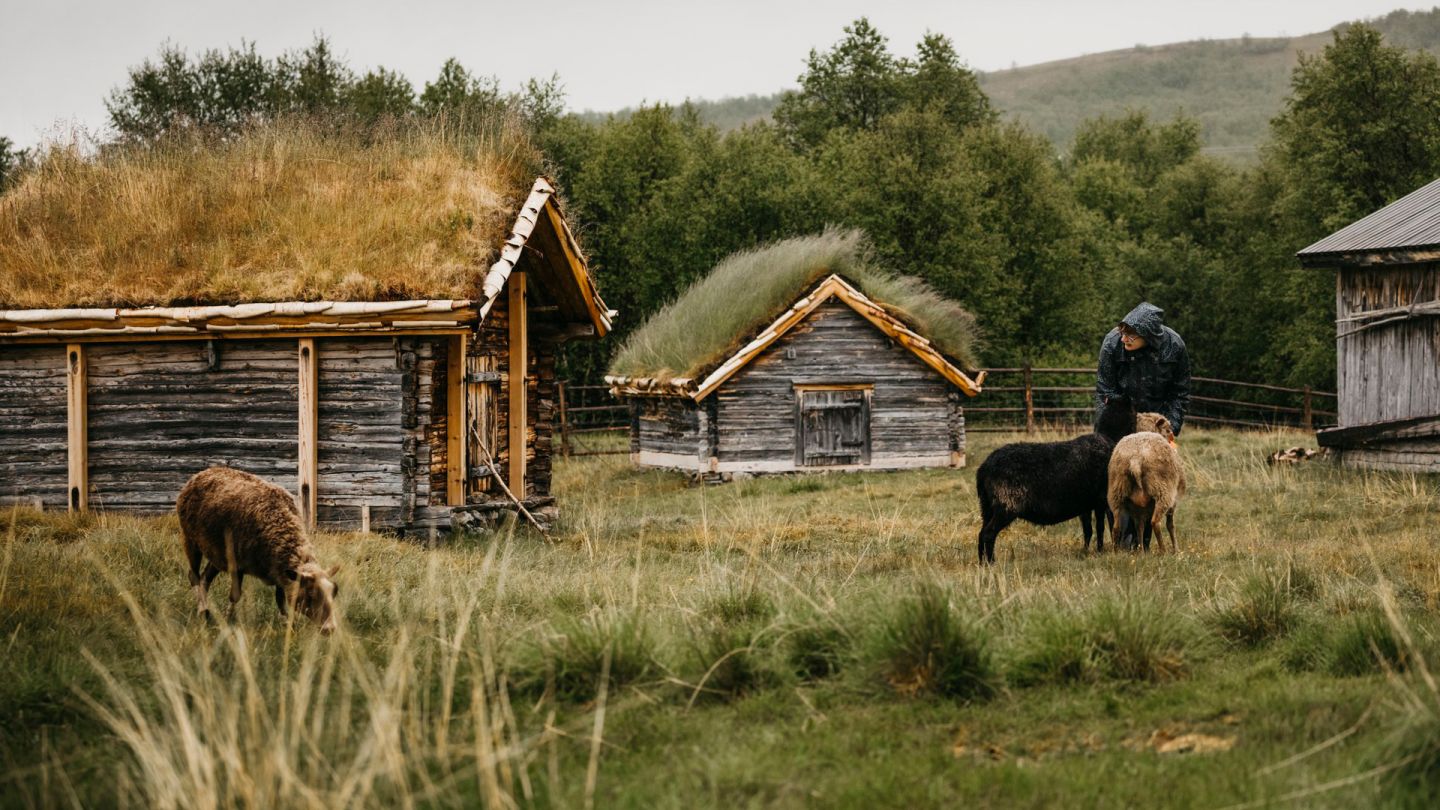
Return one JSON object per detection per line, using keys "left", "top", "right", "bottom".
{"left": 978, "top": 513, "right": 1012, "bottom": 565}
{"left": 196, "top": 563, "right": 221, "bottom": 616}
{"left": 1080, "top": 511, "right": 1093, "bottom": 551}
{"left": 1095, "top": 507, "right": 1109, "bottom": 552}
{"left": 1112, "top": 509, "right": 1131, "bottom": 551}
{"left": 1140, "top": 508, "right": 1154, "bottom": 552}
{"left": 1165, "top": 510, "right": 1177, "bottom": 553}
{"left": 274, "top": 586, "right": 288, "bottom": 615}
{"left": 224, "top": 528, "right": 243, "bottom": 618}
{"left": 1150, "top": 511, "right": 1167, "bottom": 554}
{"left": 183, "top": 531, "right": 207, "bottom": 614}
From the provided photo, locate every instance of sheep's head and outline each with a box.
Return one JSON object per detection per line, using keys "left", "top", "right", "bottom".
{"left": 1096, "top": 395, "right": 1137, "bottom": 443}
{"left": 1136, "top": 412, "right": 1175, "bottom": 443}
{"left": 283, "top": 562, "right": 341, "bottom": 635}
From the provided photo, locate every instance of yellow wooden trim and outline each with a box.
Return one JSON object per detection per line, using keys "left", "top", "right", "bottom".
{"left": 542, "top": 200, "right": 610, "bottom": 337}
{"left": 792, "top": 383, "right": 875, "bottom": 392}
{"left": 0, "top": 327, "right": 472, "bottom": 345}
{"left": 297, "top": 339, "right": 318, "bottom": 527}
{"left": 447, "top": 334, "right": 468, "bottom": 507}
{"left": 690, "top": 275, "right": 982, "bottom": 402}
{"left": 507, "top": 273, "right": 528, "bottom": 496}
{"left": 66, "top": 344, "right": 87, "bottom": 512}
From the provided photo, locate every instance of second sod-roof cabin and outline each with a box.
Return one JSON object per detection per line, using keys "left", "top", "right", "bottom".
{"left": 1297, "top": 177, "right": 1440, "bottom": 472}
{"left": 0, "top": 124, "right": 612, "bottom": 533}
{"left": 606, "top": 231, "right": 984, "bottom": 477}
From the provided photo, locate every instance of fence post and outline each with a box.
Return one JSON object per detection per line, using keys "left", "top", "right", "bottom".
{"left": 1302, "top": 385, "right": 1313, "bottom": 431}
{"left": 557, "top": 380, "right": 570, "bottom": 457}
{"left": 1023, "top": 363, "right": 1035, "bottom": 433}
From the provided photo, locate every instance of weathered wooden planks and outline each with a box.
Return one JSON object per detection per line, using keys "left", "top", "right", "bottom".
{"left": 0, "top": 346, "right": 68, "bottom": 508}
{"left": 1336, "top": 263, "right": 1440, "bottom": 426}
{"left": 86, "top": 340, "right": 300, "bottom": 513}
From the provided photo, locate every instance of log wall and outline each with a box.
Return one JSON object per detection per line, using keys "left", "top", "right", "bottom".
{"left": 87, "top": 341, "right": 299, "bottom": 512}
{"left": 632, "top": 397, "right": 705, "bottom": 470}
{"left": 0, "top": 346, "right": 68, "bottom": 508}
{"left": 1336, "top": 263, "right": 1440, "bottom": 426}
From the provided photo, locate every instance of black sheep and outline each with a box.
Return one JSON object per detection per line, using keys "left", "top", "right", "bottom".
{"left": 973, "top": 397, "right": 1137, "bottom": 564}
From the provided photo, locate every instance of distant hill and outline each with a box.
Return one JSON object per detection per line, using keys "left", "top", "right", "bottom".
{"left": 588, "top": 7, "right": 1440, "bottom": 159}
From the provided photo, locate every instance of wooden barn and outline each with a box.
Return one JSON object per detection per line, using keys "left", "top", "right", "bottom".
{"left": 0, "top": 129, "right": 611, "bottom": 533}
{"left": 606, "top": 231, "right": 983, "bottom": 477}
{"left": 1297, "top": 177, "right": 1440, "bottom": 472}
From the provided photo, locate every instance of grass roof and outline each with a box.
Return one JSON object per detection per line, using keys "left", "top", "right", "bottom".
{"left": 609, "top": 228, "right": 979, "bottom": 381}
{"left": 0, "top": 116, "right": 542, "bottom": 309}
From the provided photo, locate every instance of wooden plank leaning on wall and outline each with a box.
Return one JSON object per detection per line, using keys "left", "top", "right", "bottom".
{"left": 66, "top": 344, "right": 87, "bottom": 512}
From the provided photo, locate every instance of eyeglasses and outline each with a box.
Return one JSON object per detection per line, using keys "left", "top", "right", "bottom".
{"left": 1119, "top": 329, "right": 1140, "bottom": 340}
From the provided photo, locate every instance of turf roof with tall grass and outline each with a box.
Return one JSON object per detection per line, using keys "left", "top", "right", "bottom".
{"left": 0, "top": 116, "right": 544, "bottom": 309}
{"left": 609, "top": 229, "right": 979, "bottom": 383}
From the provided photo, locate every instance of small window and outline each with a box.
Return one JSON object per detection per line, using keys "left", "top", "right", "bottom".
{"left": 795, "top": 385, "right": 871, "bottom": 467}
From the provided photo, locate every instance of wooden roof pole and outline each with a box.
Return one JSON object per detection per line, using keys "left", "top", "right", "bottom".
{"left": 66, "top": 344, "right": 87, "bottom": 512}
{"left": 507, "top": 272, "right": 528, "bottom": 498}
{"left": 297, "top": 339, "right": 318, "bottom": 527}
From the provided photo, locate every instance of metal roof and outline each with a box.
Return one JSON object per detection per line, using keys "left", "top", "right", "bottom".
{"left": 1297, "top": 177, "right": 1440, "bottom": 262}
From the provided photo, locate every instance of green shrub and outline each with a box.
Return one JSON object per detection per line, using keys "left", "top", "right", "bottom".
{"left": 872, "top": 584, "right": 995, "bottom": 701}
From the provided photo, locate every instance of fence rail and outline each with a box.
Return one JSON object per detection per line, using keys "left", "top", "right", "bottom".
{"left": 556, "top": 368, "right": 1336, "bottom": 452}
{"left": 557, "top": 382, "right": 629, "bottom": 456}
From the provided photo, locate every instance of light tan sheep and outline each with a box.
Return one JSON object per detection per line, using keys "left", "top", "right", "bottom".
{"left": 1106, "top": 412, "right": 1185, "bottom": 552}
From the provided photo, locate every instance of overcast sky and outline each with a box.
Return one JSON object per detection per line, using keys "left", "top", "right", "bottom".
{"left": 2, "top": 0, "right": 1434, "bottom": 148}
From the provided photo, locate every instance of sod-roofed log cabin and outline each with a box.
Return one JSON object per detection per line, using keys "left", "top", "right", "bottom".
{"left": 1297, "top": 177, "right": 1440, "bottom": 472}
{"left": 0, "top": 124, "right": 612, "bottom": 533}
{"left": 606, "top": 231, "right": 984, "bottom": 478}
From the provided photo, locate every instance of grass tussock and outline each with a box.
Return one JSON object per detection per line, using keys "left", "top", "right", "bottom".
{"left": 0, "top": 114, "right": 542, "bottom": 309}
{"left": 871, "top": 584, "right": 995, "bottom": 701}
{"left": 1212, "top": 564, "right": 1309, "bottom": 647}
{"left": 608, "top": 228, "right": 979, "bottom": 381}
{"left": 1013, "top": 593, "right": 1199, "bottom": 685}
{"left": 525, "top": 608, "right": 657, "bottom": 703}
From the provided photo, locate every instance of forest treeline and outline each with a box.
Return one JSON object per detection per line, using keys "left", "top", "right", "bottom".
{"left": 5, "top": 19, "right": 1440, "bottom": 390}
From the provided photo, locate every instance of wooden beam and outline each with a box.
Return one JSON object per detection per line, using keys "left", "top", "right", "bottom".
{"left": 508, "top": 272, "right": 528, "bottom": 496}
{"left": 65, "top": 344, "right": 87, "bottom": 512}
{"left": 447, "top": 333, "right": 467, "bottom": 507}
{"left": 297, "top": 338, "right": 318, "bottom": 527}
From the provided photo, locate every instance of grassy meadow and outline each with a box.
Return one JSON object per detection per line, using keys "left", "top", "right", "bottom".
{"left": 3, "top": 427, "right": 1439, "bottom": 808}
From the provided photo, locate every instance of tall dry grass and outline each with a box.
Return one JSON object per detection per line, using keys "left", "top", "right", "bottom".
{"left": 0, "top": 115, "right": 542, "bottom": 309}
{"left": 4, "top": 428, "right": 1439, "bottom": 807}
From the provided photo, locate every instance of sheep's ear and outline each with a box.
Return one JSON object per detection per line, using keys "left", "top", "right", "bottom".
{"left": 284, "top": 568, "right": 299, "bottom": 581}
{"left": 328, "top": 564, "right": 342, "bottom": 578}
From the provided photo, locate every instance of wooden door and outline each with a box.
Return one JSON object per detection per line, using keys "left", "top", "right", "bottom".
{"left": 466, "top": 354, "right": 500, "bottom": 496}
{"left": 796, "top": 387, "right": 871, "bottom": 467}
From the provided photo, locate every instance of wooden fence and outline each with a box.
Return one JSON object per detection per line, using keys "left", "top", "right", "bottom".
{"left": 965, "top": 366, "right": 1337, "bottom": 433}
{"left": 556, "top": 382, "right": 629, "bottom": 457}
{"left": 556, "top": 369, "right": 1337, "bottom": 454}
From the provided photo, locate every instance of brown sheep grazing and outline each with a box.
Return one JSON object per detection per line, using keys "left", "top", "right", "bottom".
{"left": 177, "top": 467, "right": 340, "bottom": 634}
{"left": 1106, "top": 412, "right": 1185, "bottom": 553}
